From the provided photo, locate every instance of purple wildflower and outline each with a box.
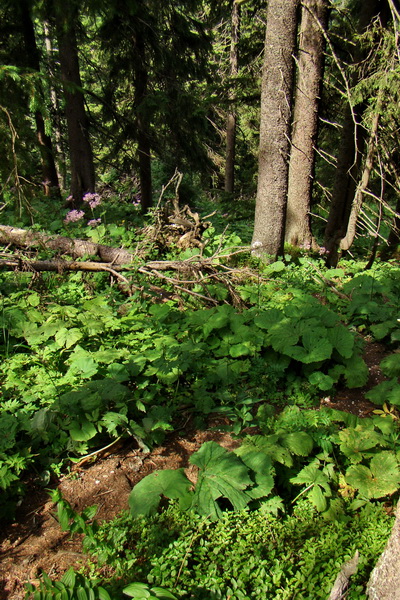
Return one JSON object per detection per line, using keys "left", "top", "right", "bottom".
{"left": 64, "top": 209, "right": 85, "bottom": 223}
{"left": 132, "top": 193, "right": 141, "bottom": 206}
{"left": 87, "top": 218, "right": 102, "bottom": 226}
{"left": 83, "top": 192, "right": 101, "bottom": 209}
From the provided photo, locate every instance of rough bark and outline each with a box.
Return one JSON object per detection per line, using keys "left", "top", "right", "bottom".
{"left": 20, "top": 0, "right": 60, "bottom": 196}
{"left": 0, "top": 225, "right": 134, "bottom": 265}
{"left": 252, "top": 0, "right": 300, "bottom": 259}
{"left": 324, "top": 0, "right": 384, "bottom": 265}
{"left": 44, "top": 20, "right": 67, "bottom": 190}
{"left": 134, "top": 31, "right": 152, "bottom": 213}
{"left": 55, "top": 2, "right": 95, "bottom": 204}
{"left": 367, "top": 505, "right": 400, "bottom": 600}
{"left": 285, "top": 0, "right": 329, "bottom": 248}
{"left": 224, "top": 0, "right": 240, "bottom": 194}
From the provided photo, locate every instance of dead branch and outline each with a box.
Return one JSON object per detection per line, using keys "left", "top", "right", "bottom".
{"left": 328, "top": 551, "right": 359, "bottom": 600}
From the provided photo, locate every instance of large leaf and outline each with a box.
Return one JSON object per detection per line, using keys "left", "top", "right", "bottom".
{"left": 381, "top": 354, "right": 400, "bottom": 378}
{"left": 189, "top": 441, "right": 252, "bottom": 519}
{"left": 129, "top": 469, "right": 192, "bottom": 518}
{"left": 327, "top": 326, "right": 354, "bottom": 359}
{"left": 69, "top": 418, "right": 97, "bottom": 442}
{"left": 236, "top": 435, "right": 293, "bottom": 467}
{"left": 290, "top": 462, "right": 331, "bottom": 511}
{"left": 280, "top": 432, "right": 314, "bottom": 457}
{"left": 343, "top": 354, "right": 369, "bottom": 388}
{"left": 55, "top": 327, "right": 83, "bottom": 349}
{"left": 345, "top": 452, "right": 400, "bottom": 498}
{"left": 338, "top": 427, "right": 384, "bottom": 463}
{"left": 238, "top": 451, "right": 275, "bottom": 499}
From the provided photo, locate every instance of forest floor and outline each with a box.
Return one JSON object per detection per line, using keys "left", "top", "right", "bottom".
{"left": 0, "top": 342, "right": 387, "bottom": 600}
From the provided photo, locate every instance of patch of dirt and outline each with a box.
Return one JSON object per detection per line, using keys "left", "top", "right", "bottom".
{"left": 0, "top": 427, "right": 238, "bottom": 600}
{"left": 321, "top": 341, "right": 388, "bottom": 416}
{"left": 0, "top": 341, "right": 391, "bottom": 599}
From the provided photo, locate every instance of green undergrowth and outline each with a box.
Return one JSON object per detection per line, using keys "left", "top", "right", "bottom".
{"left": 1, "top": 251, "right": 400, "bottom": 514}
{"left": 27, "top": 499, "right": 393, "bottom": 600}
{"left": 0, "top": 274, "right": 369, "bottom": 511}
{"left": 31, "top": 404, "right": 400, "bottom": 600}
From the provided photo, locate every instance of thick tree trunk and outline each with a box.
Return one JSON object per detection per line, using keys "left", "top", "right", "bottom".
{"left": 55, "top": 3, "right": 95, "bottom": 204}
{"left": 224, "top": 0, "right": 240, "bottom": 194}
{"left": 285, "top": 0, "right": 329, "bottom": 248}
{"left": 20, "top": 0, "right": 60, "bottom": 197}
{"left": 134, "top": 32, "right": 152, "bottom": 213}
{"left": 324, "top": 0, "right": 384, "bottom": 265}
{"left": 367, "top": 505, "right": 400, "bottom": 600}
{"left": 44, "top": 20, "right": 67, "bottom": 190}
{"left": 251, "top": 0, "right": 300, "bottom": 259}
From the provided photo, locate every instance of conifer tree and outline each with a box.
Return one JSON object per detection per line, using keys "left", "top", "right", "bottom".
{"left": 252, "top": 0, "right": 300, "bottom": 258}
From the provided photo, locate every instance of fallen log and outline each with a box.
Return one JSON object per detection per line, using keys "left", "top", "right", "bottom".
{"left": 0, "top": 225, "right": 134, "bottom": 265}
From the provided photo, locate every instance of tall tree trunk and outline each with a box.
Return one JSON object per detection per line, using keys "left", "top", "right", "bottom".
{"left": 285, "top": 0, "right": 329, "bottom": 248}
{"left": 324, "top": 0, "right": 384, "bottom": 265}
{"left": 134, "top": 31, "right": 152, "bottom": 214}
{"left": 19, "top": 0, "right": 60, "bottom": 197}
{"left": 340, "top": 108, "right": 380, "bottom": 251}
{"left": 43, "top": 20, "right": 67, "bottom": 190}
{"left": 252, "top": 0, "right": 300, "bottom": 258}
{"left": 55, "top": 2, "right": 95, "bottom": 204}
{"left": 224, "top": 0, "right": 240, "bottom": 194}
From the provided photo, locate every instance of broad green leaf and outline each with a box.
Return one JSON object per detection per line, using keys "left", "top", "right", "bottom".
{"left": 107, "top": 363, "right": 130, "bottom": 381}
{"left": 203, "top": 306, "right": 232, "bottom": 337}
{"left": 343, "top": 354, "right": 369, "bottom": 388}
{"left": 299, "top": 330, "right": 333, "bottom": 363}
{"left": 281, "top": 432, "right": 314, "bottom": 457}
{"left": 327, "top": 327, "right": 354, "bottom": 359}
{"left": 129, "top": 469, "right": 192, "bottom": 518}
{"left": 123, "top": 582, "right": 151, "bottom": 598}
{"left": 268, "top": 319, "right": 300, "bottom": 353}
{"left": 388, "top": 384, "right": 400, "bottom": 406}
{"left": 68, "top": 355, "right": 98, "bottom": 379}
{"left": 381, "top": 354, "right": 400, "bottom": 378}
{"left": 69, "top": 418, "right": 97, "bottom": 442}
{"left": 366, "top": 380, "right": 398, "bottom": 405}
{"left": 229, "top": 343, "right": 252, "bottom": 357}
{"left": 61, "top": 569, "right": 76, "bottom": 588}
{"left": 27, "top": 292, "right": 41, "bottom": 306}
{"left": 238, "top": 451, "right": 275, "bottom": 499}
{"left": 345, "top": 452, "right": 400, "bottom": 498}
{"left": 190, "top": 441, "right": 252, "bottom": 519}
{"left": 338, "top": 427, "right": 384, "bottom": 463}
{"left": 308, "top": 371, "right": 335, "bottom": 391}
{"left": 150, "top": 588, "right": 178, "bottom": 599}
{"left": 370, "top": 321, "right": 392, "bottom": 340}
{"left": 290, "top": 463, "right": 330, "bottom": 493}
{"left": 309, "top": 484, "right": 328, "bottom": 512}
{"left": 76, "top": 587, "right": 88, "bottom": 600}
{"left": 236, "top": 435, "right": 294, "bottom": 467}
{"left": 97, "top": 587, "right": 112, "bottom": 600}
{"left": 55, "top": 327, "right": 83, "bottom": 349}
{"left": 254, "top": 309, "right": 283, "bottom": 330}
{"left": 57, "top": 503, "right": 71, "bottom": 531}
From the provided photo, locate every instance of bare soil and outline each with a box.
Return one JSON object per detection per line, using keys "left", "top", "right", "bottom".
{"left": 0, "top": 342, "right": 389, "bottom": 600}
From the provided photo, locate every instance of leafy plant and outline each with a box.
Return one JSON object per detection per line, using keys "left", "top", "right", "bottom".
{"left": 25, "top": 568, "right": 112, "bottom": 600}
{"left": 123, "top": 583, "right": 178, "bottom": 600}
